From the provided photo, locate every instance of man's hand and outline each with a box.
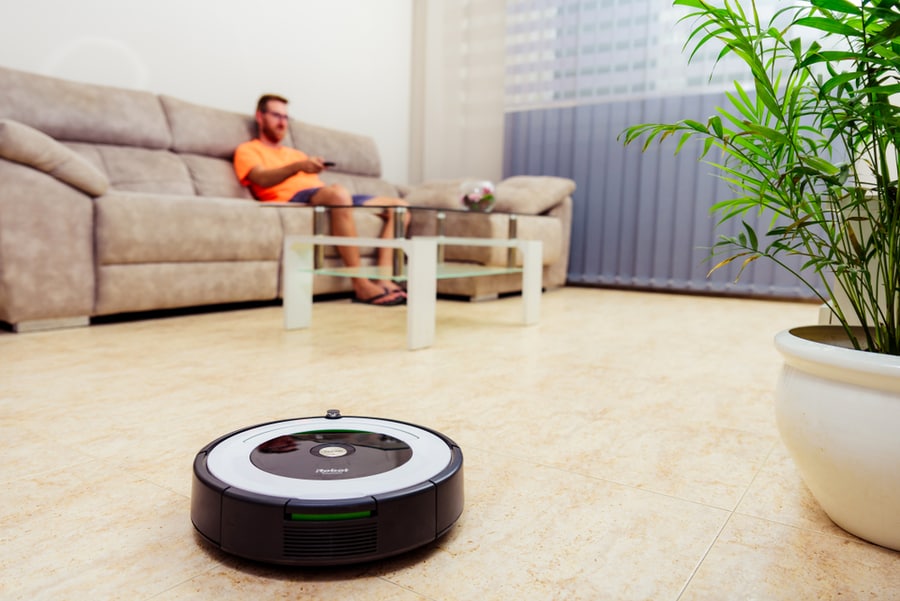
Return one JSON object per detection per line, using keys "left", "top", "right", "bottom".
{"left": 302, "top": 157, "right": 326, "bottom": 173}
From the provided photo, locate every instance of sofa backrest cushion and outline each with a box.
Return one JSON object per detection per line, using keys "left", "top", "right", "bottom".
{"left": 0, "top": 66, "right": 171, "bottom": 149}
{"left": 182, "top": 154, "right": 254, "bottom": 200}
{"left": 290, "top": 121, "right": 381, "bottom": 178}
{"left": 160, "top": 95, "right": 286, "bottom": 159}
{"left": 66, "top": 143, "right": 195, "bottom": 196}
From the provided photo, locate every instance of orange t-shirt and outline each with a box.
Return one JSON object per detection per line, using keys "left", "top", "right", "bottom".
{"left": 233, "top": 139, "right": 325, "bottom": 202}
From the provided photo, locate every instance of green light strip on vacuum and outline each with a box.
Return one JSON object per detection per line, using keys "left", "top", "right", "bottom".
{"left": 288, "top": 511, "right": 372, "bottom": 521}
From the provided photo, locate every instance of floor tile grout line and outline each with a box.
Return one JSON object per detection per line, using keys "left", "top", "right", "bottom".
{"left": 672, "top": 512, "right": 733, "bottom": 601}
{"left": 376, "top": 575, "right": 443, "bottom": 601}
{"left": 673, "top": 440, "right": 779, "bottom": 600}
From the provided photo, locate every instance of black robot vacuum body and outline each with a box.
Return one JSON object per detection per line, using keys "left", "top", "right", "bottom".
{"left": 191, "top": 410, "right": 464, "bottom": 566}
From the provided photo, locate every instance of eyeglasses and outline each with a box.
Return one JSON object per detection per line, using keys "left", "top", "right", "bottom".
{"left": 264, "top": 110, "right": 289, "bottom": 121}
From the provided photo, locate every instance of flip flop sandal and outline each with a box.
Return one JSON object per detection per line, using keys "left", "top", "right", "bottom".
{"left": 352, "top": 291, "right": 406, "bottom": 306}
{"left": 383, "top": 285, "right": 408, "bottom": 297}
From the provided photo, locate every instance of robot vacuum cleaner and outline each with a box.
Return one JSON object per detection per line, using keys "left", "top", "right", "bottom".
{"left": 191, "top": 409, "right": 464, "bottom": 566}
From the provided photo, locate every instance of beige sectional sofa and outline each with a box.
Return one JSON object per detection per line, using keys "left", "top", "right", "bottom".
{"left": 0, "top": 65, "right": 575, "bottom": 332}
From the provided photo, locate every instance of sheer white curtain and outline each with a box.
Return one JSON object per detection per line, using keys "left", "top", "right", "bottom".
{"left": 409, "top": 0, "right": 507, "bottom": 184}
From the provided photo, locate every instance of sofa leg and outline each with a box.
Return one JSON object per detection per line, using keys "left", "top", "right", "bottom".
{"left": 13, "top": 316, "right": 90, "bottom": 333}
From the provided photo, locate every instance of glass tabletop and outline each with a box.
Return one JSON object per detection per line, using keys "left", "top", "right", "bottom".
{"left": 260, "top": 203, "right": 516, "bottom": 216}
{"left": 309, "top": 262, "right": 523, "bottom": 282}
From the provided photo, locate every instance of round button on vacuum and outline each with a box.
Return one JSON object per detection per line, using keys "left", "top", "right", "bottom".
{"left": 314, "top": 444, "right": 352, "bottom": 458}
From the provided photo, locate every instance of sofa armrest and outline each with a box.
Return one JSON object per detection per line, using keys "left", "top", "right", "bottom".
{"left": 0, "top": 119, "right": 109, "bottom": 197}
{"left": 0, "top": 159, "right": 95, "bottom": 326}
{"left": 403, "top": 175, "right": 575, "bottom": 215}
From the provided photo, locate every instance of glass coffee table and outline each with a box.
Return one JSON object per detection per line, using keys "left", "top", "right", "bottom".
{"left": 281, "top": 206, "right": 542, "bottom": 350}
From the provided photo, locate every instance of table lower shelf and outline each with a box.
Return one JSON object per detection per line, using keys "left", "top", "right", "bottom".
{"left": 283, "top": 235, "right": 542, "bottom": 350}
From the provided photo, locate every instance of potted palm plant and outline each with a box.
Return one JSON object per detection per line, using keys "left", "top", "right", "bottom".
{"left": 622, "top": 0, "right": 900, "bottom": 549}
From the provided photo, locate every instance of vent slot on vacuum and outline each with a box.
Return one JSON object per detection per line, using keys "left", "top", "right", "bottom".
{"left": 283, "top": 520, "right": 378, "bottom": 559}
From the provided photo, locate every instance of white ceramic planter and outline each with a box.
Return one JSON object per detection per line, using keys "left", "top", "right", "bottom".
{"left": 774, "top": 326, "right": 900, "bottom": 550}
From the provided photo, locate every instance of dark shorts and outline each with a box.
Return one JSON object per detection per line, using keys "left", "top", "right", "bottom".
{"left": 289, "top": 187, "right": 374, "bottom": 206}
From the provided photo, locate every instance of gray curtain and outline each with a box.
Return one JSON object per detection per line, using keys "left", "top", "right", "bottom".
{"left": 504, "top": 92, "right": 828, "bottom": 300}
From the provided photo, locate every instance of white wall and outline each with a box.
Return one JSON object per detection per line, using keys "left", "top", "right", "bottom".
{"left": 0, "top": 0, "right": 412, "bottom": 184}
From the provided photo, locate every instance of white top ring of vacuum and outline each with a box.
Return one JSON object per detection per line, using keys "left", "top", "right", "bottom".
{"left": 206, "top": 416, "right": 453, "bottom": 499}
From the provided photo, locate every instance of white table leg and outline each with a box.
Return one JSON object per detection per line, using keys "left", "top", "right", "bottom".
{"left": 520, "top": 239, "right": 542, "bottom": 325}
{"left": 283, "top": 239, "right": 314, "bottom": 330}
{"left": 406, "top": 237, "right": 438, "bottom": 350}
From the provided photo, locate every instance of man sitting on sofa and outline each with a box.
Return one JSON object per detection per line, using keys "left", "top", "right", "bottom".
{"left": 234, "top": 94, "right": 409, "bottom": 306}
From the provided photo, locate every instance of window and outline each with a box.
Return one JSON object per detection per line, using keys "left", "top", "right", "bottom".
{"left": 504, "top": 0, "right": 783, "bottom": 110}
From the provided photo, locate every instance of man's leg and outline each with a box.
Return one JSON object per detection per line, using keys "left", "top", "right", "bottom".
{"left": 310, "top": 186, "right": 404, "bottom": 304}
{"left": 362, "top": 196, "right": 411, "bottom": 295}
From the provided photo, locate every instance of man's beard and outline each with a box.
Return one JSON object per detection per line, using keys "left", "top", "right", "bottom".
{"left": 261, "top": 123, "right": 285, "bottom": 143}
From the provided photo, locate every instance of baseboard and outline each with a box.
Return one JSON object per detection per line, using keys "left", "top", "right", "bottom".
{"left": 13, "top": 316, "right": 90, "bottom": 333}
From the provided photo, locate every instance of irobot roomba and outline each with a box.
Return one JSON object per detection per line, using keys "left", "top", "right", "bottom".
{"left": 191, "top": 410, "right": 464, "bottom": 566}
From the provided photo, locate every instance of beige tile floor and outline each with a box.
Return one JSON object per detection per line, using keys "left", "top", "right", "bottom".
{"left": 1, "top": 286, "right": 899, "bottom": 600}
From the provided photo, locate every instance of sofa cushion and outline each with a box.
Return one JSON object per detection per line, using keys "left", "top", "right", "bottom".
{"left": 182, "top": 154, "right": 253, "bottom": 199}
{"left": 494, "top": 176, "right": 576, "bottom": 214}
{"left": 401, "top": 179, "right": 467, "bottom": 210}
{"left": 290, "top": 120, "right": 381, "bottom": 178}
{"left": 160, "top": 95, "right": 271, "bottom": 159}
{"left": 95, "top": 261, "right": 279, "bottom": 316}
{"left": 0, "top": 65, "right": 171, "bottom": 149}
{"left": 68, "top": 144, "right": 195, "bottom": 195}
{"left": 95, "top": 192, "right": 282, "bottom": 264}
{"left": 0, "top": 119, "right": 109, "bottom": 196}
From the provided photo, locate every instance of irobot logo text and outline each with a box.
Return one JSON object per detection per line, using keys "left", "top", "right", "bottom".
{"left": 316, "top": 467, "right": 350, "bottom": 475}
